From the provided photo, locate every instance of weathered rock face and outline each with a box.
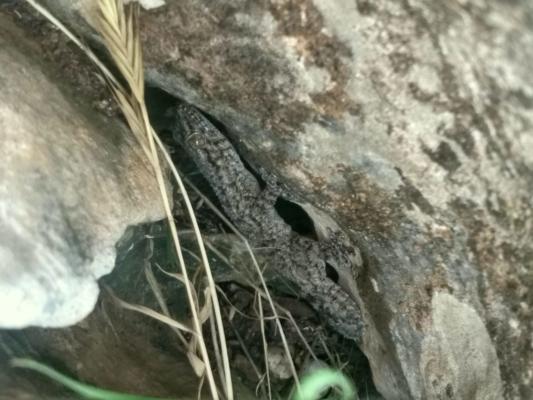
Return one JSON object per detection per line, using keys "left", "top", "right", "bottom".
{"left": 34, "top": 0, "right": 533, "bottom": 399}
{"left": 0, "top": 226, "right": 256, "bottom": 400}
{"left": 0, "top": 15, "right": 165, "bottom": 328}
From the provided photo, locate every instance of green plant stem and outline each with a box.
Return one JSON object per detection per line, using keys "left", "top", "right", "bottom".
{"left": 292, "top": 368, "right": 357, "bottom": 400}
{"left": 11, "top": 358, "right": 173, "bottom": 400}
{"left": 12, "top": 358, "right": 357, "bottom": 400}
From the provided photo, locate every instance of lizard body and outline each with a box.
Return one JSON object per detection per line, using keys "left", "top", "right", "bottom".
{"left": 174, "top": 103, "right": 364, "bottom": 340}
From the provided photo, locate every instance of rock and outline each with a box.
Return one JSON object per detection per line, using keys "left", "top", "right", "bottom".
{"left": 129, "top": 0, "right": 166, "bottom": 10}
{"left": 267, "top": 346, "right": 293, "bottom": 381}
{"left": 33, "top": 0, "right": 533, "bottom": 399}
{"left": 419, "top": 293, "right": 502, "bottom": 400}
{"left": 0, "top": 290, "right": 256, "bottom": 400}
{"left": 0, "top": 15, "right": 165, "bottom": 328}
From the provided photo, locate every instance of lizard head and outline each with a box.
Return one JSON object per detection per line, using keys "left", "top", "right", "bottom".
{"left": 174, "top": 103, "right": 213, "bottom": 148}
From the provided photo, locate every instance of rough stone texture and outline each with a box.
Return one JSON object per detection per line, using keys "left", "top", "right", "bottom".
{"left": 0, "top": 294, "right": 203, "bottom": 400}
{"left": 0, "top": 227, "right": 256, "bottom": 400}
{"left": 0, "top": 15, "right": 165, "bottom": 328}
{"left": 419, "top": 292, "right": 502, "bottom": 400}
{"left": 37, "top": 0, "right": 533, "bottom": 399}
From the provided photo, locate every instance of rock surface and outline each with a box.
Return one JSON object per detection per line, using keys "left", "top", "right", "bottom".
{"left": 27, "top": 0, "right": 533, "bottom": 399}
{"left": 0, "top": 225, "right": 256, "bottom": 400}
{"left": 0, "top": 15, "right": 165, "bottom": 328}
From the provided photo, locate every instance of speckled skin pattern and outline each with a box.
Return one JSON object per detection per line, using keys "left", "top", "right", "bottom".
{"left": 174, "top": 104, "right": 363, "bottom": 340}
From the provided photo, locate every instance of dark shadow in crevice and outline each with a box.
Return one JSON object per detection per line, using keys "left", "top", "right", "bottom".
{"left": 325, "top": 262, "right": 340, "bottom": 283}
{"left": 274, "top": 197, "right": 317, "bottom": 239}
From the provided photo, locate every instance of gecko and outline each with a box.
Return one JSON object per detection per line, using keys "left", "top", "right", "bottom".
{"left": 173, "top": 103, "right": 364, "bottom": 341}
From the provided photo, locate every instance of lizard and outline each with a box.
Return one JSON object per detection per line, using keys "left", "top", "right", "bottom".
{"left": 173, "top": 103, "right": 364, "bottom": 341}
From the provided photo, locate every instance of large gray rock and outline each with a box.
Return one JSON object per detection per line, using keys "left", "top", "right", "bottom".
{"left": 39, "top": 0, "right": 533, "bottom": 399}
{"left": 0, "top": 16, "right": 165, "bottom": 328}
{"left": 0, "top": 226, "right": 256, "bottom": 400}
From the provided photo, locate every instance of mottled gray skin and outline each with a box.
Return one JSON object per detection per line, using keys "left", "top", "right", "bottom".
{"left": 174, "top": 103, "right": 364, "bottom": 340}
